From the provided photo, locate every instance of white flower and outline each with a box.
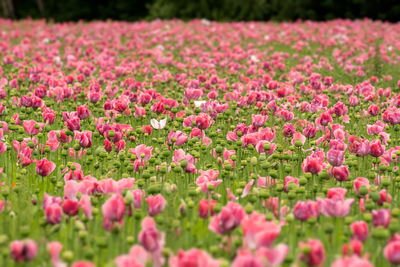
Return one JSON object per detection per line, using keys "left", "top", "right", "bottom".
{"left": 150, "top": 117, "right": 167, "bottom": 129}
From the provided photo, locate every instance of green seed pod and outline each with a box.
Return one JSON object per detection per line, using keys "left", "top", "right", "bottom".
{"left": 363, "top": 213, "right": 372, "bottom": 222}
{"left": 358, "top": 186, "right": 368, "bottom": 196}
{"left": 392, "top": 208, "right": 400, "bottom": 218}
{"left": 61, "top": 250, "right": 74, "bottom": 262}
{"left": 0, "top": 235, "right": 8, "bottom": 245}
{"left": 294, "top": 139, "right": 303, "bottom": 147}
{"left": 370, "top": 191, "right": 380, "bottom": 202}
{"left": 324, "top": 223, "right": 334, "bottom": 234}
{"left": 126, "top": 236, "right": 135, "bottom": 245}
{"left": 299, "top": 177, "right": 307, "bottom": 186}
{"left": 245, "top": 204, "right": 253, "bottom": 214}
{"left": 84, "top": 247, "right": 94, "bottom": 259}
{"left": 371, "top": 227, "right": 389, "bottom": 240}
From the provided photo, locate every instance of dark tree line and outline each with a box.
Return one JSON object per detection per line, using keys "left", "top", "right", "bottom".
{"left": 1, "top": 0, "right": 400, "bottom": 22}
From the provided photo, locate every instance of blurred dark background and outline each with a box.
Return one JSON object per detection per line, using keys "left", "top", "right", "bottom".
{"left": 2, "top": 0, "right": 400, "bottom": 22}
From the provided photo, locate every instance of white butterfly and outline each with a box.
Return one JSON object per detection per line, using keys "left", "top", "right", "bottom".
{"left": 150, "top": 117, "right": 167, "bottom": 129}
{"left": 201, "top": 19, "right": 211, "bottom": 26}
{"left": 250, "top": 55, "right": 259, "bottom": 63}
{"left": 194, "top": 100, "right": 206, "bottom": 108}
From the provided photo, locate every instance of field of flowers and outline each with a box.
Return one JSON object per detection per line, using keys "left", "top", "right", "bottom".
{"left": 0, "top": 18, "right": 400, "bottom": 266}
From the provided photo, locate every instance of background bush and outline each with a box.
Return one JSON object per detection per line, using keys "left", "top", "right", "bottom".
{"left": 2, "top": 0, "right": 400, "bottom": 22}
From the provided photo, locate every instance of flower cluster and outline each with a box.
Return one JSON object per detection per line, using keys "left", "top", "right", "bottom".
{"left": 0, "top": 18, "right": 399, "bottom": 266}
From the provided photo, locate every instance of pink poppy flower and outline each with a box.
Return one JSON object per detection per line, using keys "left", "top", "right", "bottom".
{"left": 10, "top": 239, "right": 37, "bottom": 262}
{"left": 353, "top": 177, "right": 370, "bottom": 195}
{"left": 195, "top": 113, "right": 212, "bottom": 130}
{"left": 74, "top": 130, "right": 92, "bottom": 148}
{"left": 168, "top": 130, "right": 188, "bottom": 146}
{"left": 172, "top": 149, "right": 196, "bottom": 173}
{"left": 232, "top": 251, "right": 263, "bottom": 267}
{"left": 332, "top": 166, "right": 349, "bottom": 181}
{"left": 76, "top": 104, "right": 91, "bottom": 120}
{"left": 62, "top": 199, "right": 79, "bottom": 216}
{"left": 369, "top": 139, "right": 385, "bottom": 157}
{"left": 326, "top": 149, "right": 345, "bottom": 166}
{"left": 65, "top": 117, "right": 81, "bottom": 131}
{"left": 384, "top": 241, "right": 400, "bottom": 265}
{"left": 169, "top": 249, "right": 220, "bottom": 267}
{"left": 327, "top": 187, "right": 347, "bottom": 200}
{"left": 241, "top": 212, "right": 281, "bottom": 249}
{"left": 145, "top": 194, "right": 166, "bottom": 216}
{"left": 71, "top": 261, "right": 95, "bottom": 267}
{"left": 350, "top": 221, "right": 369, "bottom": 242}
{"left": 291, "top": 132, "right": 306, "bottom": 146}
{"left": 283, "top": 176, "right": 299, "bottom": 192}
{"left": 332, "top": 255, "right": 373, "bottom": 267}
{"left": 255, "top": 244, "right": 289, "bottom": 267}
{"left": 47, "top": 241, "right": 65, "bottom": 267}
{"left": 23, "top": 120, "right": 43, "bottom": 135}
{"left": 251, "top": 114, "right": 268, "bottom": 128}
{"left": 302, "top": 151, "right": 325, "bottom": 174}
{"left": 79, "top": 195, "right": 93, "bottom": 219}
{"left": 209, "top": 201, "right": 246, "bottom": 235}
{"left": 299, "top": 239, "right": 325, "bottom": 266}
{"left": 317, "top": 197, "right": 354, "bottom": 217}
{"left": 36, "top": 158, "right": 56, "bottom": 177}
{"left": 293, "top": 200, "right": 319, "bottom": 221}
{"left": 198, "top": 198, "right": 216, "bottom": 219}
{"left": 102, "top": 194, "right": 125, "bottom": 230}
{"left": 138, "top": 217, "right": 164, "bottom": 253}
{"left": 372, "top": 209, "right": 391, "bottom": 228}
{"left": 132, "top": 189, "right": 145, "bottom": 209}
{"left": 196, "top": 169, "right": 222, "bottom": 193}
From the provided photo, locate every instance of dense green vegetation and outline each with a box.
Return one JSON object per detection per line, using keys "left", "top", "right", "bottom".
{"left": 3, "top": 0, "right": 400, "bottom": 22}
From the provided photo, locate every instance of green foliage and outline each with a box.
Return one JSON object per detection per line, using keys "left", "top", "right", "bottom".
{"left": 3, "top": 0, "right": 400, "bottom": 22}
{"left": 10, "top": 0, "right": 150, "bottom": 21}
{"left": 146, "top": 0, "right": 400, "bottom": 22}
